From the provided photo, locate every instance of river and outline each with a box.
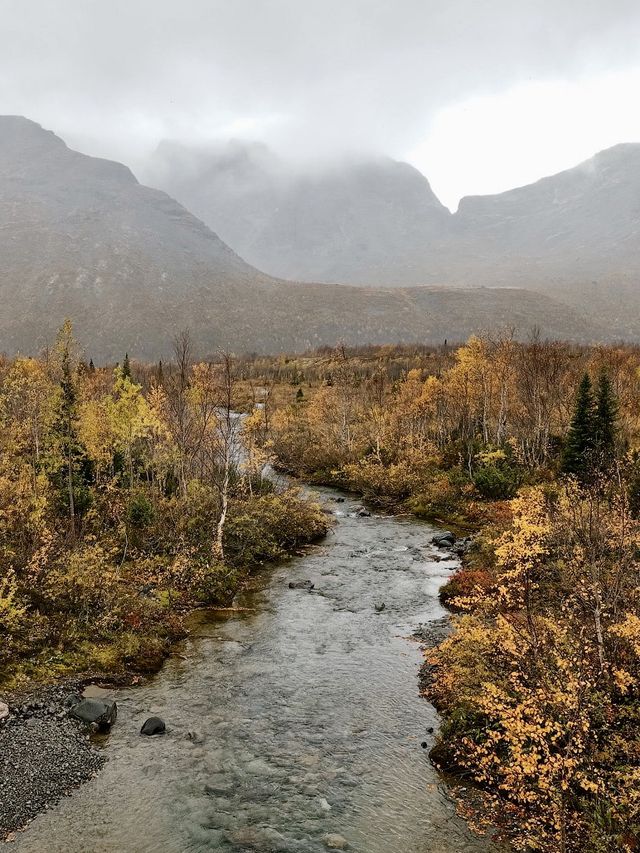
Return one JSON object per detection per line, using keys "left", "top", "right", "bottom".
{"left": 11, "top": 486, "right": 493, "bottom": 853}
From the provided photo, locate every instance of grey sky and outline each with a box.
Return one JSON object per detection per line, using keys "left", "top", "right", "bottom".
{"left": 2, "top": 0, "right": 640, "bottom": 205}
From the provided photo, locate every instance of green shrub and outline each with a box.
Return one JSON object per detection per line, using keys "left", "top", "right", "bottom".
{"left": 126, "top": 492, "right": 155, "bottom": 528}
{"left": 473, "top": 463, "right": 519, "bottom": 500}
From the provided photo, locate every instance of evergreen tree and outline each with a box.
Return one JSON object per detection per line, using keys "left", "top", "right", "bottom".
{"left": 562, "top": 373, "right": 596, "bottom": 482}
{"left": 122, "top": 352, "right": 132, "bottom": 379}
{"left": 156, "top": 359, "right": 164, "bottom": 384}
{"left": 58, "top": 329, "right": 79, "bottom": 537}
{"left": 88, "top": 358, "right": 95, "bottom": 374}
{"left": 594, "top": 370, "right": 618, "bottom": 469}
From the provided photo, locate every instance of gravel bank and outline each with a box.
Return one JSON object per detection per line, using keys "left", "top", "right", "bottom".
{"left": 0, "top": 684, "right": 106, "bottom": 841}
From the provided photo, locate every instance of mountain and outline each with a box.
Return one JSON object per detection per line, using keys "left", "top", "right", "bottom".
{"left": 147, "top": 141, "right": 640, "bottom": 335}
{"left": 0, "top": 117, "right": 600, "bottom": 360}
{"left": 145, "top": 141, "right": 451, "bottom": 285}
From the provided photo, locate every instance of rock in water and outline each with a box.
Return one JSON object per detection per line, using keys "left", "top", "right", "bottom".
{"left": 70, "top": 698, "right": 117, "bottom": 729}
{"left": 432, "top": 532, "right": 455, "bottom": 547}
{"left": 140, "top": 716, "right": 166, "bottom": 736}
{"left": 324, "top": 834, "right": 349, "bottom": 849}
{"left": 288, "top": 580, "right": 314, "bottom": 590}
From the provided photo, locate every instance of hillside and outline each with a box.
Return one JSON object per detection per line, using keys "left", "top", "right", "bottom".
{"left": 147, "top": 140, "right": 640, "bottom": 335}
{"left": 0, "top": 117, "right": 601, "bottom": 360}
{"left": 146, "top": 140, "right": 451, "bottom": 284}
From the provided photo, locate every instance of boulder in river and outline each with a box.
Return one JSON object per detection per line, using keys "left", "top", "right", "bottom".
{"left": 431, "top": 532, "right": 455, "bottom": 547}
{"left": 324, "top": 834, "right": 349, "bottom": 849}
{"left": 140, "top": 716, "right": 166, "bottom": 736}
{"left": 70, "top": 698, "right": 117, "bottom": 729}
{"left": 289, "top": 580, "right": 315, "bottom": 590}
{"left": 356, "top": 508, "right": 371, "bottom": 517}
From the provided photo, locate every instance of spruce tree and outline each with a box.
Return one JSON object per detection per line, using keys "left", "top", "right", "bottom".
{"left": 594, "top": 370, "right": 618, "bottom": 469}
{"left": 59, "top": 339, "right": 79, "bottom": 537}
{"left": 562, "top": 373, "right": 596, "bottom": 482}
{"left": 122, "top": 352, "right": 132, "bottom": 379}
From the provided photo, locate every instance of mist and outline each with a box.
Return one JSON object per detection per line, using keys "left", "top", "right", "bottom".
{"left": 2, "top": 0, "right": 640, "bottom": 205}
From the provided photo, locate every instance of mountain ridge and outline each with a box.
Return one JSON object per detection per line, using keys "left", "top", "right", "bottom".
{"left": 0, "top": 117, "right": 605, "bottom": 359}
{"left": 145, "top": 137, "right": 640, "bottom": 334}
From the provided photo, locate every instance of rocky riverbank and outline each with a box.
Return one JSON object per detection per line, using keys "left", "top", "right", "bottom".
{"left": 0, "top": 682, "right": 107, "bottom": 841}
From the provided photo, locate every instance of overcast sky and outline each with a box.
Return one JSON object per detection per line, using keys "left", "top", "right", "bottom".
{"left": 2, "top": 0, "right": 640, "bottom": 208}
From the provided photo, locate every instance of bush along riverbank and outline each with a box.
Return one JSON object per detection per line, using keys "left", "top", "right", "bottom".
{"left": 239, "top": 340, "right": 640, "bottom": 852}
{"left": 0, "top": 326, "right": 331, "bottom": 690}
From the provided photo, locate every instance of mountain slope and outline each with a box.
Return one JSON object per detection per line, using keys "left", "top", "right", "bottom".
{"left": 0, "top": 117, "right": 601, "bottom": 359}
{"left": 145, "top": 141, "right": 451, "bottom": 284}
{"left": 147, "top": 140, "right": 640, "bottom": 335}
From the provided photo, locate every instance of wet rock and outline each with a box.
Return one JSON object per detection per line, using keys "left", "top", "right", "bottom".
{"left": 324, "top": 834, "right": 349, "bottom": 849}
{"left": 432, "top": 532, "right": 455, "bottom": 547}
{"left": 63, "top": 692, "right": 83, "bottom": 709}
{"left": 330, "top": 497, "right": 345, "bottom": 503}
{"left": 0, "top": 701, "right": 9, "bottom": 724}
{"left": 374, "top": 603, "right": 385, "bottom": 612}
{"left": 140, "top": 716, "right": 166, "bottom": 736}
{"left": 186, "top": 729, "right": 204, "bottom": 743}
{"left": 70, "top": 698, "right": 117, "bottom": 730}
{"left": 412, "top": 617, "right": 450, "bottom": 648}
{"left": 453, "top": 536, "right": 473, "bottom": 556}
{"left": 205, "top": 778, "right": 236, "bottom": 795}
{"left": 356, "top": 508, "right": 371, "bottom": 517}
{"left": 288, "top": 580, "right": 314, "bottom": 590}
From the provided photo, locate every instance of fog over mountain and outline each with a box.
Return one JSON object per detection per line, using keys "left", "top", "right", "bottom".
{"left": 0, "top": 117, "right": 600, "bottom": 360}
{"left": 4, "top": 0, "right": 640, "bottom": 208}
{"left": 146, "top": 139, "right": 640, "bottom": 337}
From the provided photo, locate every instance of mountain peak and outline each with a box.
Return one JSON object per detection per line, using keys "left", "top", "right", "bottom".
{"left": 0, "top": 115, "right": 67, "bottom": 151}
{"left": 0, "top": 115, "right": 137, "bottom": 185}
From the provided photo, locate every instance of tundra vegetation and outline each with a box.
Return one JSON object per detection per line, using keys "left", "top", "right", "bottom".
{"left": 237, "top": 336, "right": 640, "bottom": 853}
{"left": 0, "top": 323, "right": 329, "bottom": 687}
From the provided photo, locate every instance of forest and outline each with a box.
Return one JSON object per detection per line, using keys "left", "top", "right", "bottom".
{"left": 2, "top": 328, "right": 640, "bottom": 851}
{"left": 0, "top": 322, "right": 329, "bottom": 686}
{"left": 239, "top": 335, "right": 640, "bottom": 852}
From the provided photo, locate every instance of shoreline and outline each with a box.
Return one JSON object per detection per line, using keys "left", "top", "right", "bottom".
{"left": 0, "top": 680, "right": 106, "bottom": 842}
{"left": 0, "top": 486, "right": 479, "bottom": 847}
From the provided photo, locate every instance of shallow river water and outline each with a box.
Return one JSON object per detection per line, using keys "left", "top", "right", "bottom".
{"left": 12, "top": 487, "right": 492, "bottom": 853}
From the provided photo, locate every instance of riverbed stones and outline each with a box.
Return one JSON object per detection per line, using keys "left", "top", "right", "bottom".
{"left": 140, "top": 716, "right": 166, "bottom": 736}
{"left": 324, "top": 834, "right": 349, "bottom": 849}
{"left": 69, "top": 698, "right": 117, "bottom": 729}
{"left": 432, "top": 532, "right": 455, "bottom": 547}
{"left": 0, "top": 684, "right": 105, "bottom": 841}
{"left": 0, "top": 701, "right": 9, "bottom": 724}
{"left": 288, "top": 579, "right": 314, "bottom": 590}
